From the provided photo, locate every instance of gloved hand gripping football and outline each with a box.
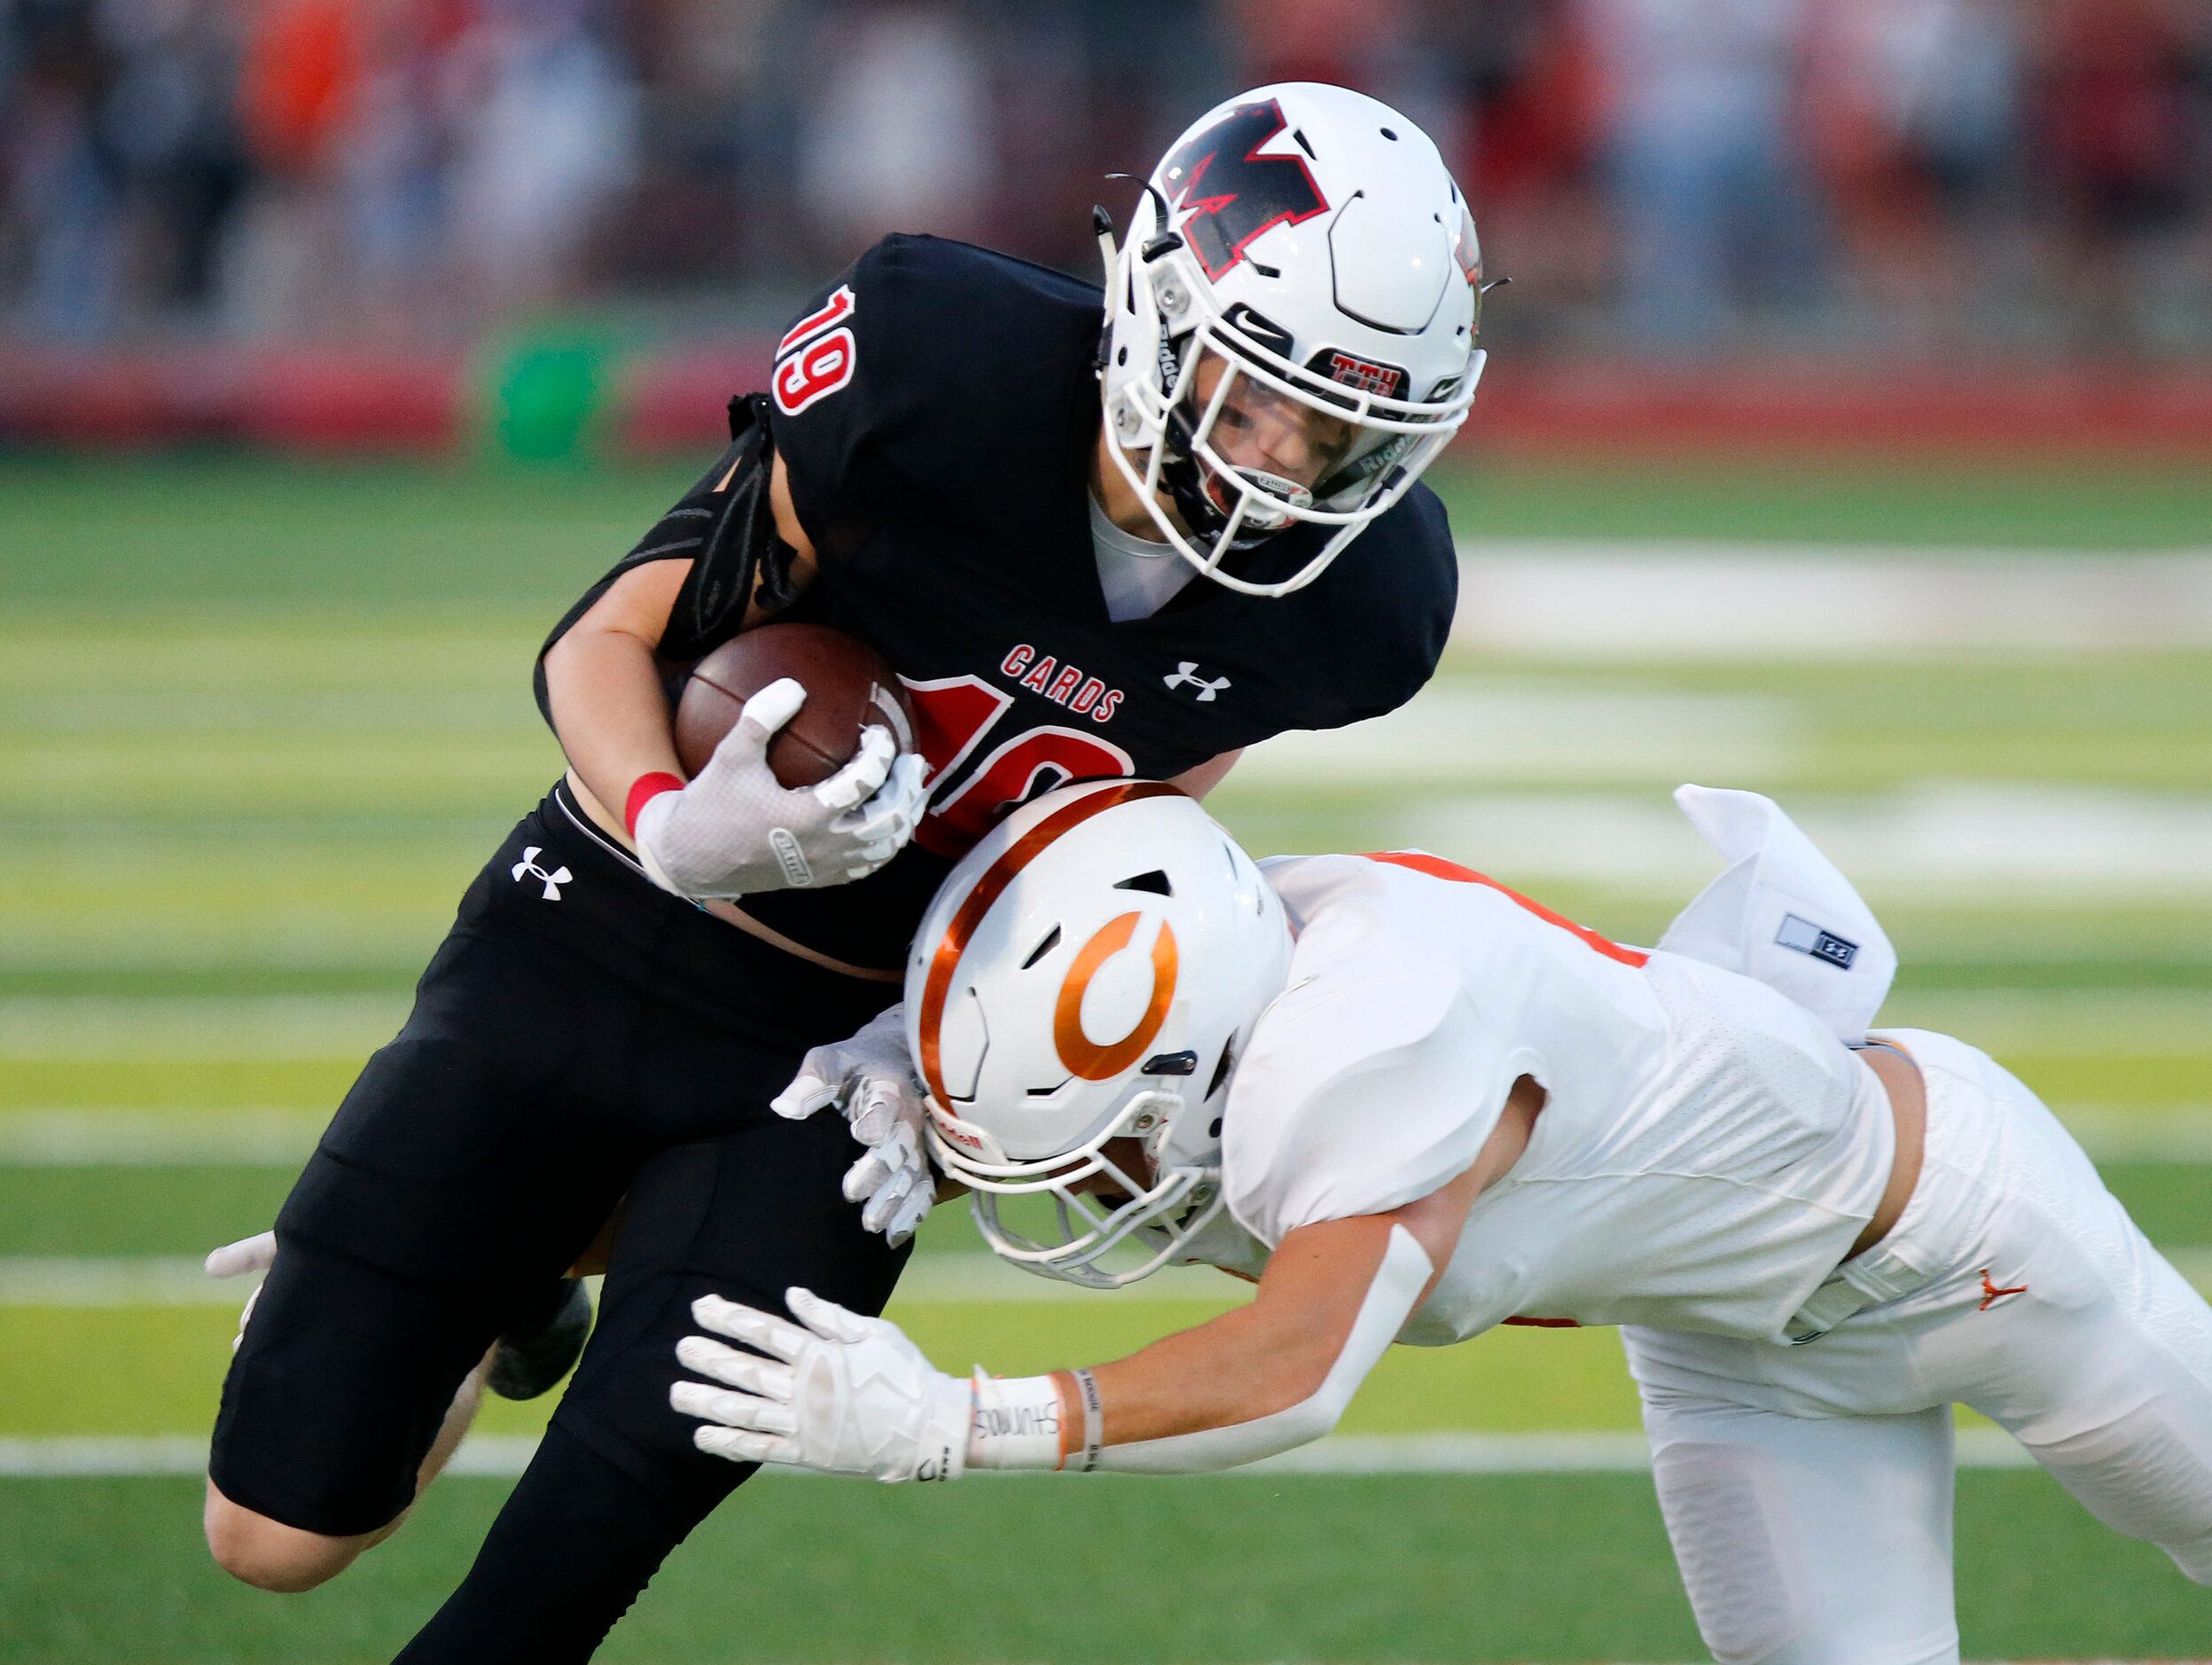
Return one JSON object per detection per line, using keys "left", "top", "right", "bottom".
{"left": 634, "top": 677, "right": 926, "bottom": 901}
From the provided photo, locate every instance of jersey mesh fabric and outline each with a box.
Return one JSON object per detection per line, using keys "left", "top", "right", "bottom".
{"left": 1215, "top": 856, "right": 1893, "bottom": 1344}
{"left": 1419, "top": 953, "right": 1888, "bottom": 1342}
{"left": 1630, "top": 953, "right": 1890, "bottom": 1199}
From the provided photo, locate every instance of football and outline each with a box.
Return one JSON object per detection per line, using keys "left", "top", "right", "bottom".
{"left": 672, "top": 622, "right": 917, "bottom": 788}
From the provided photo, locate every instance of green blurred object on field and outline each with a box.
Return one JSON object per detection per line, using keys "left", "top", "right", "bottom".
{"left": 481, "top": 325, "right": 620, "bottom": 465}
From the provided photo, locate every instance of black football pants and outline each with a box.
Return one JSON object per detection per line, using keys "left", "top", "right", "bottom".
{"left": 207, "top": 783, "right": 906, "bottom": 1658}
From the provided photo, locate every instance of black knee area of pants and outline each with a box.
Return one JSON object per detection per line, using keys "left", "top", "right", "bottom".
{"left": 394, "top": 1422, "right": 746, "bottom": 1665}
{"left": 210, "top": 1239, "right": 496, "bottom": 1537}
{"left": 543, "top": 1118, "right": 912, "bottom": 1525}
{"left": 394, "top": 1113, "right": 914, "bottom": 1660}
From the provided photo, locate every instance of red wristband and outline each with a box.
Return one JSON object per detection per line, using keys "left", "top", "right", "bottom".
{"left": 624, "top": 771, "right": 684, "bottom": 839}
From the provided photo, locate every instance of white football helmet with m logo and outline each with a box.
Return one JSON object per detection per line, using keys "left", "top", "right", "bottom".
{"left": 1099, "top": 81, "right": 1486, "bottom": 597}
{"left": 903, "top": 780, "right": 1291, "bottom": 1286}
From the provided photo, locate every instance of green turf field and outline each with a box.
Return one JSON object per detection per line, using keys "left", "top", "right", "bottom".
{"left": 2, "top": 452, "right": 2208, "bottom": 1661}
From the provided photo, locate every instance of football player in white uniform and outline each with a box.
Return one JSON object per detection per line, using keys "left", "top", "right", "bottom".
{"left": 671, "top": 781, "right": 2212, "bottom": 1665}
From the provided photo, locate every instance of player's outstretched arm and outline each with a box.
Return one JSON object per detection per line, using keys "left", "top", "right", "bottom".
{"left": 668, "top": 1162, "right": 1487, "bottom": 1481}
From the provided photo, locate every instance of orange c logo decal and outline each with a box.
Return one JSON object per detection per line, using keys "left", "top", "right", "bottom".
{"left": 915, "top": 781, "right": 1184, "bottom": 1106}
{"left": 1053, "top": 912, "right": 1178, "bottom": 1081}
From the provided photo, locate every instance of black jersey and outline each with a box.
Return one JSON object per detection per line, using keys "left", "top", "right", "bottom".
{"left": 558, "top": 233, "right": 1458, "bottom": 972}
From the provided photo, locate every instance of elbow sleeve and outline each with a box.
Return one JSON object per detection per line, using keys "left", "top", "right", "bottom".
{"left": 1093, "top": 1224, "right": 1433, "bottom": 1475}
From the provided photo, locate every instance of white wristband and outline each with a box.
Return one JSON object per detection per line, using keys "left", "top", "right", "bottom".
{"left": 965, "top": 1372, "right": 1064, "bottom": 1471}
{"left": 1068, "top": 1367, "right": 1104, "bottom": 1473}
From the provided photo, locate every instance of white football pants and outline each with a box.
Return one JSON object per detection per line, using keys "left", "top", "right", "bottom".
{"left": 1623, "top": 1028, "right": 2212, "bottom": 1665}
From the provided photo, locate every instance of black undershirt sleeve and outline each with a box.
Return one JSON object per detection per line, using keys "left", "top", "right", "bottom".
{"left": 531, "top": 393, "right": 799, "bottom": 731}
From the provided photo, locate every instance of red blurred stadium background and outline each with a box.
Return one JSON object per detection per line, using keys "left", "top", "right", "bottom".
{"left": 4, "top": 0, "right": 2210, "bottom": 457}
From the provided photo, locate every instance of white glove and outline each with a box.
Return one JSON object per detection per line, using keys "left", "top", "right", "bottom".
{"left": 634, "top": 677, "right": 928, "bottom": 901}
{"left": 770, "top": 1004, "right": 935, "bottom": 1246}
{"left": 672, "top": 1289, "right": 971, "bottom": 1482}
{"left": 206, "top": 1229, "right": 276, "bottom": 1354}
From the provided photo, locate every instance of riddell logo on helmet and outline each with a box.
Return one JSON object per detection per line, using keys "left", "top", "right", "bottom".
{"left": 1325, "top": 352, "right": 1405, "bottom": 398}
{"left": 931, "top": 1112, "right": 986, "bottom": 1153}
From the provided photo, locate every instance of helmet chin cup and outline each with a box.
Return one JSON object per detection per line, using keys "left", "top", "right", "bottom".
{"left": 1159, "top": 450, "right": 1281, "bottom": 557}
{"left": 1217, "top": 467, "right": 1311, "bottom": 531}
{"left": 926, "top": 1083, "right": 1225, "bottom": 1289}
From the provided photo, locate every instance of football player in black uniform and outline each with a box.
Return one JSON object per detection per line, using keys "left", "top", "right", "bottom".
{"left": 201, "top": 81, "right": 1487, "bottom": 1661}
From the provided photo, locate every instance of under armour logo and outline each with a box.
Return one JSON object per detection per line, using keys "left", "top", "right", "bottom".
{"left": 511, "top": 846, "right": 573, "bottom": 901}
{"left": 1977, "top": 1269, "right": 2028, "bottom": 1311}
{"left": 1777, "top": 913, "right": 1858, "bottom": 970}
{"left": 1163, "top": 662, "right": 1231, "bottom": 701}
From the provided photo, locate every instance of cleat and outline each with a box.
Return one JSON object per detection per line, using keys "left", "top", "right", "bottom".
{"left": 488, "top": 1277, "right": 593, "bottom": 1401}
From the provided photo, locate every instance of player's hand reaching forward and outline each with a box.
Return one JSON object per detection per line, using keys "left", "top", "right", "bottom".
{"left": 632, "top": 677, "right": 926, "bottom": 900}
{"left": 673, "top": 1290, "right": 972, "bottom": 1482}
{"left": 206, "top": 1229, "right": 276, "bottom": 1353}
{"left": 771, "top": 1004, "right": 936, "bottom": 1246}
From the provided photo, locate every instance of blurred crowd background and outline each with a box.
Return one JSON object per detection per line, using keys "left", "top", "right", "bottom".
{"left": 4, "top": 0, "right": 2210, "bottom": 358}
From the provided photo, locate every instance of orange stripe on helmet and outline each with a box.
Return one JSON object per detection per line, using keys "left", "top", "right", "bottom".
{"left": 917, "top": 781, "right": 1185, "bottom": 1106}
{"left": 1052, "top": 911, "right": 1179, "bottom": 1081}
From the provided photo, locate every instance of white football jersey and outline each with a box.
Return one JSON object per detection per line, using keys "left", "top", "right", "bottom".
{"left": 1208, "top": 850, "right": 1896, "bottom": 1346}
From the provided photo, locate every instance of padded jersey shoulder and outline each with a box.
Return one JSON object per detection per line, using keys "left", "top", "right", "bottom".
{"left": 1241, "top": 481, "right": 1458, "bottom": 726}
{"left": 1223, "top": 856, "right": 1499, "bottom": 1247}
{"left": 767, "top": 234, "right": 1105, "bottom": 551}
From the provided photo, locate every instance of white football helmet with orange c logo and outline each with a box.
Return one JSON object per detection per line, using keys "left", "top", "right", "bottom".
{"left": 903, "top": 780, "right": 1292, "bottom": 1286}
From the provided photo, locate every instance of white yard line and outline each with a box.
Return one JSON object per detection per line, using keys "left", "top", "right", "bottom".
{"left": 8, "top": 1106, "right": 2212, "bottom": 1166}
{"left": 0, "top": 1255, "right": 1245, "bottom": 1308}
{"left": 7, "top": 1250, "right": 2208, "bottom": 1310}
{"left": 1450, "top": 543, "right": 2212, "bottom": 658}
{"left": 0, "top": 995, "right": 406, "bottom": 1062}
{"left": 1226, "top": 684, "right": 1799, "bottom": 788}
{"left": 0, "top": 1110, "right": 322, "bottom": 1166}
{"left": 1870, "top": 991, "right": 2212, "bottom": 1057}
{"left": 1401, "top": 786, "right": 2212, "bottom": 902}
{"left": 2059, "top": 1106, "right": 2212, "bottom": 1162}
{"left": 0, "top": 1257, "right": 240, "bottom": 1305}
{"left": 0, "top": 1428, "right": 2054, "bottom": 1480}
{"left": 5, "top": 972, "right": 2210, "bottom": 1074}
